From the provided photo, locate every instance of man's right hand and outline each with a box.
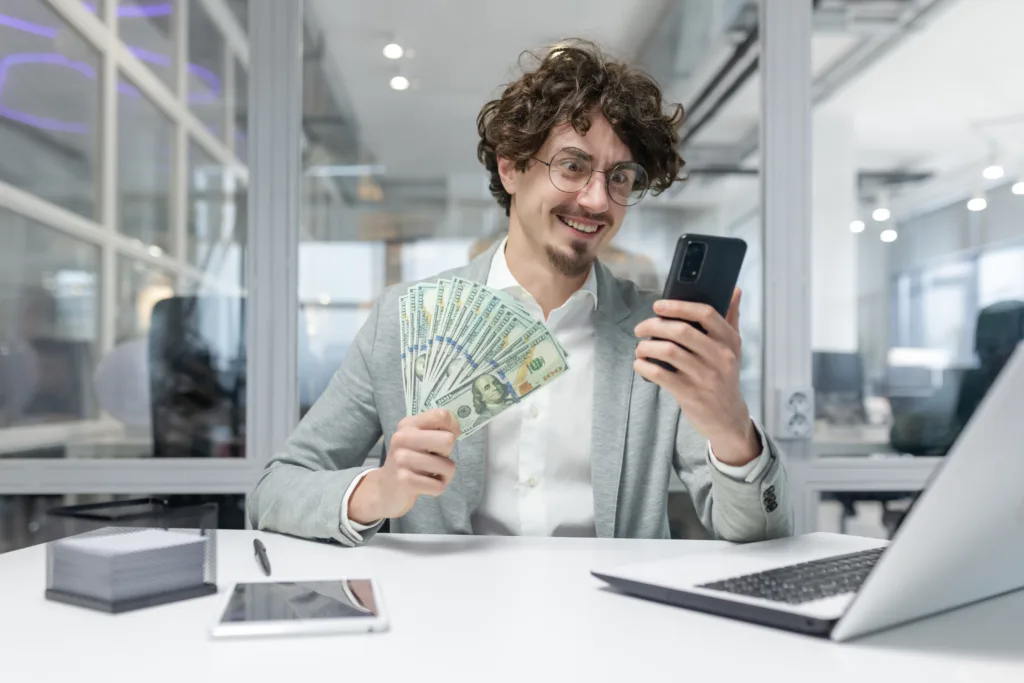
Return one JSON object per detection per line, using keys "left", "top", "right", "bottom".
{"left": 348, "top": 408, "right": 461, "bottom": 524}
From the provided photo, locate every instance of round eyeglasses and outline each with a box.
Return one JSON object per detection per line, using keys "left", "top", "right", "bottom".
{"left": 532, "top": 147, "right": 650, "bottom": 207}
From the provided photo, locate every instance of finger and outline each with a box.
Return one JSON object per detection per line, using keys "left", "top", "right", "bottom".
{"left": 635, "top": 339, "right": 707, "bottom": 380}
{"left": 396, "top": 467, "right": 447, "bottom": 497}
{"left": 632, "top": 356, "right": 697, "bottom": 389}
{"left": 634, "top": 317, "right": 719, "bottom": 359}
{"left": 393, "top": 448, "right": 457, "bottom": 484}
{"left": 409, "top": 427, "right": 458, "bottom": 458}
{"left": 650, "top": 299, "right": 740, "bottom": 352}
{"left": 403, "top": 407, "right": 462, "bottom": 436}
{"left": 725, "top": 288, "right": 741, "bottom": 332}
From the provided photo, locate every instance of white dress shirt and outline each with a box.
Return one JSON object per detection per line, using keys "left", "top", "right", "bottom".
{"left": 341, "top": 238, "right": 770, "bottom": 539}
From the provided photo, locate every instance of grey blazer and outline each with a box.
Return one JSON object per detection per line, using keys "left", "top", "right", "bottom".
{"left": 248, "top": 241, "right": 793, "bottom": 546}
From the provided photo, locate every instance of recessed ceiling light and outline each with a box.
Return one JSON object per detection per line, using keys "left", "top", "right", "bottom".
{"left": 872, "top": 207, "right": 890, "bottom": 222}
{"left": 880, "top": 229, "right": 898, "bottom": 243}
{"left": 982, "top": 165, "right": 1004, "bottom": 180}
{"left": 967, "top": 196, "right": 987, "bottom": 212}
{"left": 390, "top": 75, "right": 410, "bottom": 91}
{"left": 383, "top": 43, "right": 403, "bottom": 59}
{"left": 849, "top": 220, "right": 865, "bottom": 233}
{"left": 1012, "top": 181, "right": 1024, "bottom": 195}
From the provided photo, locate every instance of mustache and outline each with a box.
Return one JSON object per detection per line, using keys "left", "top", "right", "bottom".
{"left": 551, "top": 204, "right": 611, "bottom": 225}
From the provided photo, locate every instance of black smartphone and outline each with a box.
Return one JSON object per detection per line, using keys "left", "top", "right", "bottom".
{"left": 645, "top": 234, "right": 748, "bottom": 374}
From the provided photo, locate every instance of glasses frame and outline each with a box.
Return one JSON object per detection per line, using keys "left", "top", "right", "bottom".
{"left": 531, "top": 147, "right": 650, "bottom": 207}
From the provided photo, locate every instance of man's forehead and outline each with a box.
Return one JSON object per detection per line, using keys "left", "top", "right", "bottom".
{"left": 543, "top": 119, "right": 633, "bottom": 163}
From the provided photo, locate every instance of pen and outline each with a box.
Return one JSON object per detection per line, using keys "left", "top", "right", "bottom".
{"left": 253, "top": 538, "right": 272, "bottom": 576}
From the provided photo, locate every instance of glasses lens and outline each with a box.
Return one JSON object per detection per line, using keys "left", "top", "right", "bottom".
{"left": 608, "top": 163, "right": 649, "bottom": 206}
{"left": 548, "top": 149, "right": 592, "bottom": 193}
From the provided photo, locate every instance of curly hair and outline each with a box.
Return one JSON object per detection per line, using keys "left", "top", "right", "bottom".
{"left": 477, "top": 39, "right": 686, "bottom": 216}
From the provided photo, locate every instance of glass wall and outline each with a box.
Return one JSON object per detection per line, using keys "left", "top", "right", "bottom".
{"left": 0, "top": 0, "right": 248, "bottom": 461}
{"left": 810, "top": 0, "right": 1024, "bottom": 464}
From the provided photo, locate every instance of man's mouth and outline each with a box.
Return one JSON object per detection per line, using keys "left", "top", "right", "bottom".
{"left": 556, "top": 214, "right": 604, "bottom": 235}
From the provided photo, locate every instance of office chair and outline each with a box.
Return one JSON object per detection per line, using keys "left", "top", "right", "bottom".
{"left": 148, "top": 296, "right": 246, "bottom": 459}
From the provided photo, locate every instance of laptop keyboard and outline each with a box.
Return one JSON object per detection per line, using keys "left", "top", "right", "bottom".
{"left": 697, "top": 547, "right": 885, "bottom": 605}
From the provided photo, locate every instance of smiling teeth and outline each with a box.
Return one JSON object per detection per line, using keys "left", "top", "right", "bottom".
{"left": 564, "top": 218, "right": 599, "bottom": 233}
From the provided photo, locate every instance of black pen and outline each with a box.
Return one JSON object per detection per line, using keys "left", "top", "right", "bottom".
{"left": 253, "top": 538, "right": 272, "bottom": 576}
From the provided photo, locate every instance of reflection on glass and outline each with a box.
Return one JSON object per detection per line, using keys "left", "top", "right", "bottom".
{"left": 119, "top": 0, "right": 176, "bottom": 90}
{"left": 0, "top": 494, "right": 245, "bottom": 554}
{"left": 187, "top": 141, "right": 244, "bottom": 278}
{"left": 187, "top": 0, "right": 225, "bottom": 139}
{"left": 0, "top": 208, "right": 100, "bottom": 428}
{"left": 115, "top": 257, "right": 174, "bottom": 342}
{"left": 810, "top": 0, "right": 1024, "bottom": 459}
{"left": 118, "top": 76, "right": 173, "bottom": 253}
{"left": 0, "top": 1, "right": 100, "bottom": 219}
{"left": 233, "top": 58, "right": 247, "bottom": 163}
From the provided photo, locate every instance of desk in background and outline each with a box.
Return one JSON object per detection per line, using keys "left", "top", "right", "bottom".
{"left": 0, "top": 531, "right": 1021, "bottom": 681}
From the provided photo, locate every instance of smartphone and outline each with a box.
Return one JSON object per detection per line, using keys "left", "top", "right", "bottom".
{"left": 645, "top": 234, "right": 747, "bottom": 374}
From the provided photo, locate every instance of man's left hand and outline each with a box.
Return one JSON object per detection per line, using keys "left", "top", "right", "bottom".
{"left": 633, "top": 288, "right": 760, "bottom": 466}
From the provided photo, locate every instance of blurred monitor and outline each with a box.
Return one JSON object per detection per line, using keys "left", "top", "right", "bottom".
{"left": 812, "top": 351, "right": 865, "bottom": 424}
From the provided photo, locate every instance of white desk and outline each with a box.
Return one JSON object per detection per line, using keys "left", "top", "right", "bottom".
{"left": 1, "top": 531, "right": 1022, "bottom": 682}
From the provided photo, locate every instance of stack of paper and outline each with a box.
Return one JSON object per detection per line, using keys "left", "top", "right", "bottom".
{"left": 50, "top": 529, "right": 207, "bottom": 603}
{"left": 400, "top": 277, "right": 570, "bottom": 437}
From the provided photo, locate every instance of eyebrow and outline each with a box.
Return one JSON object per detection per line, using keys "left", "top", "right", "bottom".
{"left": 563, "top": 146, "right": 635, "bottom": 167}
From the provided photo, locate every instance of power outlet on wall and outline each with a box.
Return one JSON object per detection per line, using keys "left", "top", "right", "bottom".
{"left": 776, "top": 387, "right": 815, "bottom": 439}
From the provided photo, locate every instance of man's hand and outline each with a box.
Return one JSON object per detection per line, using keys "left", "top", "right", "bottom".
{"left": 633, "top": 288, "right": 760, "bottom": 466}
{"left": 349, "top": 408, "right": 461, "bottom": 524}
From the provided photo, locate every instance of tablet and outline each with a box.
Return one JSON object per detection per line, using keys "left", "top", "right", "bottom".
{"left": 210, "top": 579, "right": 388, "bottom": 639}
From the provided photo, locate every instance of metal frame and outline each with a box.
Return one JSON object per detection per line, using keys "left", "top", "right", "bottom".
{"left": 246, "top": 0, "right": 301, "bottom": 470}
{"left": 0, "top": 0, "right": 274, "bottom": 496}
{"left": 759, "top": 0, "right": 814, "bottom": 532}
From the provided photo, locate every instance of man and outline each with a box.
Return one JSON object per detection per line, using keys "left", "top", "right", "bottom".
{"left": 248, "top": 40, "right": 792, "bottom": 545}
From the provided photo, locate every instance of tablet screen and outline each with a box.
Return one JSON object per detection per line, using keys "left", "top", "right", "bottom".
{"left": 219, "top": 580, "right": 380, "bottom": 622}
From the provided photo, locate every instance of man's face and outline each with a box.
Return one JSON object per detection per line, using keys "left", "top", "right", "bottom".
{"left": 476, "top": 375, "right": 503, "bottom": 405}
{"left": 499, "top": 113, "right": 633, "bottom": 277}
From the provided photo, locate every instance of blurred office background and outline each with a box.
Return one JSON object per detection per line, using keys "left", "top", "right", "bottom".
{"left": 1, "top": 0, "right": 1022, "bottom": 552}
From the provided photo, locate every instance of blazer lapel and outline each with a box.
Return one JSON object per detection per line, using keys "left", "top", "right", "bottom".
{"left": 590, "top": 264, "right": 636, "bottom": 538}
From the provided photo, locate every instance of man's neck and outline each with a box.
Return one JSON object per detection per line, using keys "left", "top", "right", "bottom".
{"left": 503, "top": 228, "right": 589, "bottom": 318}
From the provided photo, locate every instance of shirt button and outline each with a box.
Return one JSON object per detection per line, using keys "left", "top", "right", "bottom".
{"left": 530, "top": 405, "right": 539, "bottom": 419}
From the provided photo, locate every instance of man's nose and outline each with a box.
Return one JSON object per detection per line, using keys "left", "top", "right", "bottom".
{"left": 576, "top": 173, "right": 610, "bottom": 213}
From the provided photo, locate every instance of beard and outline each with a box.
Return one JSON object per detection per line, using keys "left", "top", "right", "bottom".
{"left": 546, "top": 239, "right": 593, "bottom": 277}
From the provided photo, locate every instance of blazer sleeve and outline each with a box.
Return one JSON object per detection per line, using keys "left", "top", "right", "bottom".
{"left": 247, "top": 297, "right": 387, "bottom": 547}
{"left": 673, "top": 419, "right": 794, "bottom": 542}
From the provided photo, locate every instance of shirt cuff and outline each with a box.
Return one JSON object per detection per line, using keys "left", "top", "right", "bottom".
{"left": 708, "top": 420, "right": 770, "bottom": 484}
{"left": 340, "top": 468, "right": 381, "bottom": 539}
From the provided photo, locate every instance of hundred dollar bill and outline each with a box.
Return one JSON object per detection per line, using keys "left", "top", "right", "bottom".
{"left": 425, "top": 278, "right": 469, "bottom": 391}
{"left": 399, "top": 293, "right": 412, "bottom": 414}
{"left": 410, "top": 284, "right": 437, "bottom": 415}
{"left": 432, "top": 329, "right": 570, "bottom": 437}
{"left": 428, "top": 293, "right": 502, "bottom": 402}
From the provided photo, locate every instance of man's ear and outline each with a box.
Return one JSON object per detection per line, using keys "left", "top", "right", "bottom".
{"left": 497, "top": 156, "right": 518, "bottom": 196}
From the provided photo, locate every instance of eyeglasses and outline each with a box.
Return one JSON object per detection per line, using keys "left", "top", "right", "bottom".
{"left": 531, "top": 147, "right": 650, "bottom": 207}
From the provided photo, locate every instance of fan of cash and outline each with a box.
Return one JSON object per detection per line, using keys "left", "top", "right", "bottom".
{"left": 400, "top": 277, "right": 570, "bottom": 438}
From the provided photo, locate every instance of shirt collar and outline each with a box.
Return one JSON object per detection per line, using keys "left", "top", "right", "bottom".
{"left": 485, "top": 236, "right": 598, "bottom": 310}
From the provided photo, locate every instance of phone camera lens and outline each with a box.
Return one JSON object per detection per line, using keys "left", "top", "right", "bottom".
{"left": 678, "top": 242, "right": 707, "bottom": 283}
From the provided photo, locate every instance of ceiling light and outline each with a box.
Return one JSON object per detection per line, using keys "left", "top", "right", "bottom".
{"left": 389, "top": 75, "right": 409, "bottom": 91}
{"left": 982, "top": 165, "right": 1004, "bottom": 180}
{"left": 880, "top": 229, "right": 898, "bottom": 243}
{"left": 872, "top": 207, "right": 890, "bottom": 222}
{"left": 967, "top": 196, "right": 987, "bottom": 212}
{"left": 383, "top": 43, "right": 403, "bottom": 59}
{"left": 148, "top": 245, "right": 163, "bottom": 257}
{"left": 319, "top": 294, "right": 332, "bottom": 305}
{"left": 1012, "top": 181, "right": 1024, "bottom": 195}
{"left": 849, "top": 220, "right": 865, "bottom": 233}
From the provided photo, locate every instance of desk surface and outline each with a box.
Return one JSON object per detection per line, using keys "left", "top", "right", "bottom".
{"left": 2, "top": 531, "right": 1021, "bottom": 682}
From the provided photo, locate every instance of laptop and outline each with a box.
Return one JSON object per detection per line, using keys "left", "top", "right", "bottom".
{"left": 593, "top": 342, "right": 1024, "bottom": 641}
